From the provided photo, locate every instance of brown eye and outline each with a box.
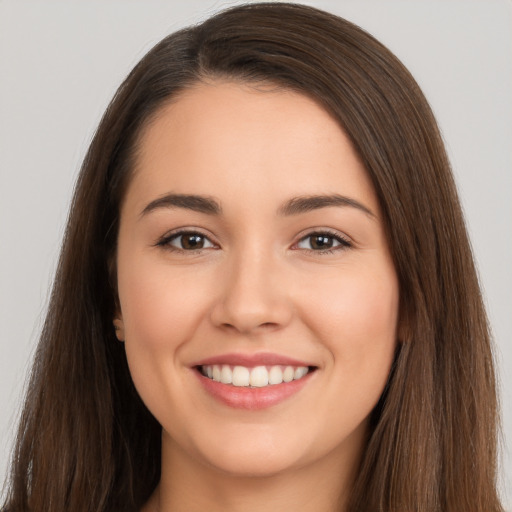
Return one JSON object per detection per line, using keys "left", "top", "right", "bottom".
{"left": 166, "top": 232, "right": 215, "bottom": 251}
{"left": 296, "top": 232, "right": 351, "bottom": 252}
{"left": 181, "top": 234, "right": 205, "bottom": 250}
{"left": 310, "top": 235, "right": 334, "bottom": 250}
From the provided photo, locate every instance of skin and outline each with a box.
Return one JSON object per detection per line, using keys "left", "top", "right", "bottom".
{"left": 114, "top": 81, "right": 399, "bottom": 512}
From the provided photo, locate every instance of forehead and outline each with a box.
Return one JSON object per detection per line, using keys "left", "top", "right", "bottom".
{"left": 125, "top": 80, "right": 379, "bottom": 216}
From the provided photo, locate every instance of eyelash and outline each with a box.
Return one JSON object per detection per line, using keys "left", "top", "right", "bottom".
{"left": 294, "top": 229, "right": 352, "bottom": 254}
{"left": 156, "top": 229, "right": 352, "bottom": 255}
{"left": 155, "top": 230, "right": 217, "bottom": 253}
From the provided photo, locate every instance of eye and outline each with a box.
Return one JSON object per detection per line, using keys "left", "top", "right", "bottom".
{"left": 296, "top": 231, "right": 351, "bottom": 252}
{"left": 159, "top": 231, "right": 216, "bottom": 251}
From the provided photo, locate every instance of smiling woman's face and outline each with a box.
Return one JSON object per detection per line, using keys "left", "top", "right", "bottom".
{"left": 115, "top": 81, "right": 399, "bottom": 479}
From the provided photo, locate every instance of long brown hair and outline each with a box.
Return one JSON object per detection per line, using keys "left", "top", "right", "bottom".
{"left": 3, "top": 3, "right": 503, "bottom": 511}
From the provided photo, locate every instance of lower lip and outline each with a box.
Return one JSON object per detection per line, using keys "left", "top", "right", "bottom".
{"left": 195, "top": 370, "right": 314, "bottom": 410}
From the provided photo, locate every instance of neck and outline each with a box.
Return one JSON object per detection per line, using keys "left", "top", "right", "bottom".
{"left": 143, "top": 430, "right": 362, "bottom": 512}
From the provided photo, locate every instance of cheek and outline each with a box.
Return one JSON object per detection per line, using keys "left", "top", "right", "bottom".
{"left": 308, "top": 266, "right": 397, "bottom": 334}
{"left": 301, "top": 265, "right": 399, "bottom": 448}
{"left": 118, "top": 258, "right": 211, "bottom": 348}
{"left": 116, "top": 255, "right": 213, "bottom": 403}
{"left": 303, "top": 262, "right": 399, "bottom": 383}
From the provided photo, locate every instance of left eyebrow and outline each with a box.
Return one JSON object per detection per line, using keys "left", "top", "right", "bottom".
{"left": 140, "top": 193, "right": 222, "bottom": 218}
{"left": 278, "top": 194, "right": 376, "bottom": 219}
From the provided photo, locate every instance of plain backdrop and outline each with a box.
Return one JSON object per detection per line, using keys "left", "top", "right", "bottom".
{"left": 1, "top": 0, "right": 511, "bottom": 506}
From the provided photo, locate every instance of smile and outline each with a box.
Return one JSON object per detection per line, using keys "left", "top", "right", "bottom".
{"left": 192, "top": 354, "right": 317, "bottom": 410}
{"left": 199, "top": 364, "right": 310, "bottom": 388}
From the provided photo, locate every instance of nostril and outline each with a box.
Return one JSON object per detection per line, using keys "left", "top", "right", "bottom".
{"left": 218, "top": 320, "right": 281, "bottom": 334}
{"left": 260, "top": 322, "right": 280, "bottom": 329}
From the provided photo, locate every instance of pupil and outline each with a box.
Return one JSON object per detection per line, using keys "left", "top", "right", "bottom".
{"left": 183, "top": 234, "right": 203, "bottom": 250}
{"left": 312, "top": 235, "right": 333, "bottom": 250}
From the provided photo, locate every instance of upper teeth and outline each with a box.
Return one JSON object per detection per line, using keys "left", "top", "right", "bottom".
{"left": 201, "top": 365, "right": 309, "bottom": 388}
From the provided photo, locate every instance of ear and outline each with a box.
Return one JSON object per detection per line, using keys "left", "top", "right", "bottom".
{"left": 113, "top": 315, "right": 125, "bottom": 342}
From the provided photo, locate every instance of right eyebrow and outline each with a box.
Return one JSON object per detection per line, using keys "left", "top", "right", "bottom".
{"left": 139, "top": 193, "right": 222, "bottom": 218}
{"left": 278, "top": 194, "right": 376, "bottom": 219}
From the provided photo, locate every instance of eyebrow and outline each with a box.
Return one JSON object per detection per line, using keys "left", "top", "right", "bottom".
{"left": 140, "top": 193, "right": 375, "bottom": 219}
{"left": 278, "top": 194, "right": 376, "bottom": 219}
{"left": 140, "top": 194, "right": 222, "bottom": 217}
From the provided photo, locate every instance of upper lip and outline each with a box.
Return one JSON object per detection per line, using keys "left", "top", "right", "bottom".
{"left": 192, "top": 352, "right": 314, "bottom": 368}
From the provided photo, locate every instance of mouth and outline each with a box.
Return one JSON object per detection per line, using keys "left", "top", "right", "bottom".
{"left": 192, "top": 353, "right": 317, "bottom": 410}
{"left": 197, "top": 364, "right": 314, "bottom": 388}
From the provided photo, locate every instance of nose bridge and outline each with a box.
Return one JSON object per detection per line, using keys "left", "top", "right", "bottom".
{"left": 210, "top": 239, "right": 292, "bottom": 333}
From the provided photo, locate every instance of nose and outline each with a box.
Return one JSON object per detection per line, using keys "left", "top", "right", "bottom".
{"left": 210, "top": 248, "right": 293, "bottom": 335}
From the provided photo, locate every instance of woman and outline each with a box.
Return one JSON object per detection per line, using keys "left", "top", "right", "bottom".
{"left": 2, "top": 3, "right": 504, "bottom": 511}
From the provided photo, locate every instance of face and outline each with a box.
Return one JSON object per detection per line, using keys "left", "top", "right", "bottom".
{"left": 115, "top": 81, "right": 399, "bottom": 478}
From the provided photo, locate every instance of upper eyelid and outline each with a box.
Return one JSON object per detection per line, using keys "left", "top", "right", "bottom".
{"left": 156, "top": 227, "right": 352, "bottom": 248}
{"left": 155, "top": 229, "right": 218, "bottom": 251}
{"left": 294, "top": 228, "right": 352, "bottom": 243}
{"left": 158, "top": 227, "right": 216, "bottom": 241}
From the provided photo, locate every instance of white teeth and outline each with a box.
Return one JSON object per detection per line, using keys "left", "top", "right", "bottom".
{"left": 250, "top": 366, "right": 269, "bottom": 387}
{"left": 220, "top": 365, "right": 232, "bottom": 384}
{"left": 212, "top": 365, "right": 221, "bottom": 382}
{"left": 232, "top": 366, "right": 250, "bottom": 386}
{"left": 203, "top": 364, "right": 310, "bottom": 388}
{"left": 268, "top": 366, "right": 283, "bottom": 385}
{"left": 283, "top": 366, "right": 294, "bottom": 383}
{"left": 294, "top": 366, "right": 308, "bottom": 379}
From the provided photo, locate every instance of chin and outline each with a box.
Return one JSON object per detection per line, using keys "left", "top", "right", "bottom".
{"left": 187, "top": 424, "right": 314, "bottom": 478}
{"left": 204, "top": 449, "right": 303, "bottom": 478}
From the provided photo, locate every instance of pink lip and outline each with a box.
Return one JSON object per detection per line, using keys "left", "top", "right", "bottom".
{"left": 191, "top": 352, "right": 316, "bottom": 410}
{"left": 192, "top": 352, "right": 312, "bottom": 368}
{"left": 195, "top": 370, "right": 314, "bottom": 410}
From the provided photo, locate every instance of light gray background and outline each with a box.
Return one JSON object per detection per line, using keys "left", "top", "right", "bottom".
{"left": 1, "top": 0, "right": 511, "bottom": 506}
